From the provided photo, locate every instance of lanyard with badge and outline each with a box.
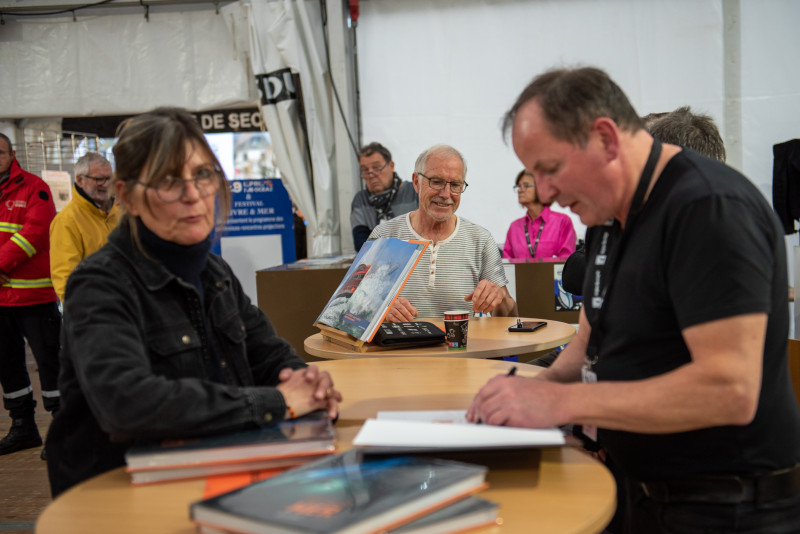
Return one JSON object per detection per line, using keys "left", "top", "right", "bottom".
{"left": 524, "top": 219, "right": 545, "bottom": 258}
{"left": 580, "top": 138, "right": 662, "bottom": 441}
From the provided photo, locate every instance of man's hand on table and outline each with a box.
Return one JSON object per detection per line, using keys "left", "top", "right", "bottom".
{"left": 385, "top": 297, "right": 418, "bottom": 322}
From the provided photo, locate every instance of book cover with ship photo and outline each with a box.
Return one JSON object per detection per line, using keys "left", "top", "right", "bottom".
{"left": 315, "top": 237, "right": 427, "bottom": 342}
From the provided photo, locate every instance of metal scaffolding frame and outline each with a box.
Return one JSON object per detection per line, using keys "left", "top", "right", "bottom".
{"left": 19, "top": 128, "right": 102, "bottom": 179}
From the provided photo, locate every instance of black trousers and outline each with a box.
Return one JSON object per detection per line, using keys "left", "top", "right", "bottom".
{"left": 0, "top": 302, "right": 61, "bottom": 418}
{"left": 623, "top": 475, "right": 800, "bottom": 533}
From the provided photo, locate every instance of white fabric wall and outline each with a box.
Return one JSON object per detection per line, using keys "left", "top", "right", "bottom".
{"left": 0, "top": 7, "right": 253, "bottom": 117}
{"left": 356, "top": 0, "right": 800, "bottom": 248}
{"left": 740, "top": 0, "right": 800, "bottom": 202}
{"left": 739, "top": 0, "right": 800, "bottom": 336}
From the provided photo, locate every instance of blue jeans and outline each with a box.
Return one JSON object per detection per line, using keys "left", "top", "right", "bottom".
{"left": 624, "top": 477, "right": 800, "bottom": 533}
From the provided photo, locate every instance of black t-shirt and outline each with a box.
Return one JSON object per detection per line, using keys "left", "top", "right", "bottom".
{"left": 584, "top": 149, "right": 800, "bottom": 480}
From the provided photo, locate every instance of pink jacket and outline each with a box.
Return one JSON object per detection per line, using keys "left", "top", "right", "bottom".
{"left": 503, "top": 206, "right": 576, "bottom": 260}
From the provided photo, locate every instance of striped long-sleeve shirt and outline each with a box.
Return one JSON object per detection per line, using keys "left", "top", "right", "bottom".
{"left": 369, "top": 214, "right": 507, "bottom": 318}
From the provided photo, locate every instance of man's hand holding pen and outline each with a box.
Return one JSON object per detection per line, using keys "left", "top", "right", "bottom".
{"left": 467, "top": 364, "right": 569, "bottom": 428}
{"left": 468, "top": 366, "right": 516, "bottom": 425}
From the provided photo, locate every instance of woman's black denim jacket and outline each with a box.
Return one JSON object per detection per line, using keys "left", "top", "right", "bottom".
{"left": 46, "top": 220, "right": 306, "bottom": 497}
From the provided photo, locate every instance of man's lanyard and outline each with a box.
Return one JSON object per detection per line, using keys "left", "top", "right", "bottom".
{"left": 524, "top": 218, "right": 545, "bottom": 258}
{"left": 584, "top": 138, "right": 663, "bottom": 368}
{"left": 579, "top": 138, "right": 662, "bottom": 442}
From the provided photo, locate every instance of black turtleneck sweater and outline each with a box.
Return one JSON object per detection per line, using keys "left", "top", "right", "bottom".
{"left": 137, "top": 219, "right": 210, "bottom": 299}
{"left": 136, "top": 219, "right": 225, "bottom": 381}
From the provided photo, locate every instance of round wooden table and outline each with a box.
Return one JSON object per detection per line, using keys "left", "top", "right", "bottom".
{"left": 304, "top": 316, "right": 576, "bottom": 359}
{"left": 36, "top": 358, "right": 614, "bottom": 534}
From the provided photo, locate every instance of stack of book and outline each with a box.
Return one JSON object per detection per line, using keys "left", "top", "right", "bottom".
{"left": 189, "top": 449, "right": 499, "bottom": 534}
{"left": 125, "top": 410, "right": 336, "bottom": 485}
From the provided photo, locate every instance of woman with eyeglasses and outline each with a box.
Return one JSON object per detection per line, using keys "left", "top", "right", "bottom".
{"left": 45, "top": 107, "right": 341, "bottom": 497}
{"left": 502, "top": 170, "right": 577, "bottom": 260}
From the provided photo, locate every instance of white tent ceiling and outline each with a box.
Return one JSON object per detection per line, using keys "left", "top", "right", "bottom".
{"left": 0, "top": 1, "right": 251, "bottom": 117}
{"left": 0, "top": 0, "right": 233, "bottom": 13}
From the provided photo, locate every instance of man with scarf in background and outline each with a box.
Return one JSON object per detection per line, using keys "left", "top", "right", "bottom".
{"left": 350, "top": 142, "right": 418, "bottom": 251}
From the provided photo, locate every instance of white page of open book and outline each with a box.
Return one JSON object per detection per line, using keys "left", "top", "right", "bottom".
{"left": 376, "top": 410, "right": 470, "bottom": 424}
{"left": 354, "top": 410, "right": 565, "bottom": 448}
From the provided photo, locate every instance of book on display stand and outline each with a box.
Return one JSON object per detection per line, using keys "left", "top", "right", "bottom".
{"left": 314, "top": 237, "right": 428, "bottom": 352}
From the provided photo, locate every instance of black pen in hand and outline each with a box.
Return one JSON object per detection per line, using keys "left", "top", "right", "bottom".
{"left": 476, "top": 366, "right": 518, "bottom": 424}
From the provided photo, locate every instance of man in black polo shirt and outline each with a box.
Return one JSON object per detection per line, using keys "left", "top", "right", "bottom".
{"left": 468, "top": 67, "right": 800, "bottom": 533}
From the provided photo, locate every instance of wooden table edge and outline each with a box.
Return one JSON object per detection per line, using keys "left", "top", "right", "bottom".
{"left": 304, "top": 317, "right": 576, "bottom": 359}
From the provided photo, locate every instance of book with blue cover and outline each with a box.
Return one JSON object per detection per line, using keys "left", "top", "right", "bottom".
{"left": 315, "top": 237, "right": 427, "bottom": 343}
{"left": 189, "top": 449, "right": 488, "bottom": 534}
{"left": 197, "top": 496, "right": 498, "bottom": 534}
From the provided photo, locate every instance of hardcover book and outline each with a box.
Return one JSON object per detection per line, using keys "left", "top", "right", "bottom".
{"left": 129, "top": 456, "right": 322, "bottom": 486}
{"left": 197, "top": 497, "right": 499, "bottom": 534}
{"left": 391, "top": 496, "right": 499, "bottom": 534}
{"left": 315, "top": 237, "right": 427, "bottom": 343}
{"left": 125, "top": 410, "right": 335, "bottom": 485}
{"left": 190, "top": 449, "right": 488, "bottom": 534}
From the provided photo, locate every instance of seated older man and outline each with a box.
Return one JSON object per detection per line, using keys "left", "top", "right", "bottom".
{"left": 369, "top": 144, "right": 517, "bottom": 320}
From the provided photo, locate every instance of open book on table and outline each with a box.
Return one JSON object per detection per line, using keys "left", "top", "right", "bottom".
{"left": 314, "top": 237, "right": 428, "bottom": 344}
{"left": 352, "top": 410, "right": 567, "bottom": 452}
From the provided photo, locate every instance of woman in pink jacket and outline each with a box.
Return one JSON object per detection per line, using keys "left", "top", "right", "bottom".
{"left": 503, "top": 170, "right": 576, "bottom": 260}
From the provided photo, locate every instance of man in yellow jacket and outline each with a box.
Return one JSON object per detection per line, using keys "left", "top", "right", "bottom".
{"left": 50, "top": 152, "right": 120, "bottom": 303}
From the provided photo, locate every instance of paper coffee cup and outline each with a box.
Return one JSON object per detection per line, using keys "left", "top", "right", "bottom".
{"left": 444, "top": 310, "right": 470, "bottom": 350}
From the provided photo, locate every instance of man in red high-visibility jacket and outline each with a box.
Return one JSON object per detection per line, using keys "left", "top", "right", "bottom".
{"left": 0, "top": 132, "right": 61, "bottom": 456}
